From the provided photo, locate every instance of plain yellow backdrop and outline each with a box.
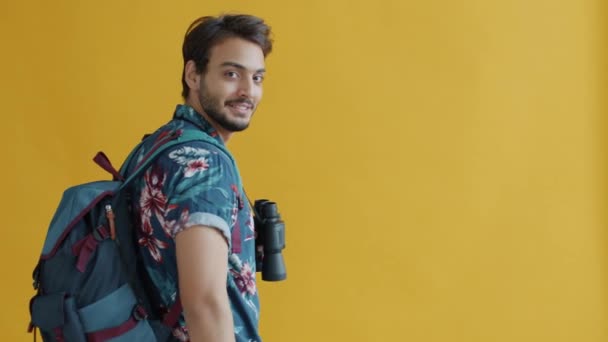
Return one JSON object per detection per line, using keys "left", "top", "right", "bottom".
{"left": 1, "top": 0, "right": 606, "bottom": 341}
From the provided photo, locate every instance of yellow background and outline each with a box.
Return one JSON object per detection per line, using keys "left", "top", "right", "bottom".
{"left": 1, "top": 0, "right": 606, "bottom": 341}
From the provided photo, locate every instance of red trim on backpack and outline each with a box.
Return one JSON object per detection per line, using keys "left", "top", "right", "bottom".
{"left": 162, "top": 297, "right": 183, "bottom": 328}
{"left": 93, "top": 152, "right": 125, "bottom": 181}
{"left": 72, "top": 227, "right": 110, "bottom": 272}
{"left": 133, "top": 129, "right": 183, "bottom": 171}
{"left": 86, "top": 306, "right": 147, "bottom": 342}
{"left": 54, "top": 327, "right": 64, "bottom": 342}
{"left": 41, "top": 191, "right": 114, "bottom": 260}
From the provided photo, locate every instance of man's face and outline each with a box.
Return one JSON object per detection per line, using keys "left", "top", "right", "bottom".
{"left": 197, "top": 37, "right": 266, "bottom": 132}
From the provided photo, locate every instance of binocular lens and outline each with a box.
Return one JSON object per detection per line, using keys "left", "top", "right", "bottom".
{"left": 261, "top": 252, "right": 287, "bottom": 281}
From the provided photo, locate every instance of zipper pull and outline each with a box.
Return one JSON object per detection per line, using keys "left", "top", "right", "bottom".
{"left": 105, "top": 205, "right": 116, "bottom": 240}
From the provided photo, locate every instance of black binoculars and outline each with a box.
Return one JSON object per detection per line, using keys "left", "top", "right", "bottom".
{"left": 253, "top": 200, "right": 286, "bottom": 281}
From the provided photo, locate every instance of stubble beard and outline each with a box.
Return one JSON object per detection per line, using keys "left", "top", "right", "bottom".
{"left": 198, "top": 86, "right": 254, "bottom": 133}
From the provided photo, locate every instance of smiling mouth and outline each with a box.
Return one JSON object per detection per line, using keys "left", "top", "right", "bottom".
{"left": 226, "top": 101, "right": 254, "bottom": 115}
{"left": 228, "top": 103, "right": 252, "bottom": 110}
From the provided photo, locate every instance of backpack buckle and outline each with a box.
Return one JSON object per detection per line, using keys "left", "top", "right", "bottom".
{"left": 93, "top": 226, "right": 109, "bottom": 241}
{"left": 133, "top": 305, "right": 148, "bottom": 321}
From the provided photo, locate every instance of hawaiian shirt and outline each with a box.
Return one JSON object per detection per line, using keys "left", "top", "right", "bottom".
{"left": 127, "top": 104, "right": 261, "bottom": 341}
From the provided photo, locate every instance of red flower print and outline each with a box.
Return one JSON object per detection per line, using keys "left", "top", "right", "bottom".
{"left": 184, "top": 157, "right": 209, "bottom": 178}
{"left": 140, "top": 166, "right": 168, "bottom": 227}
{"left": 141, "top": 185, "right": 167, "bottom": 216}
{"left": 246, "top": 213, "right": 255, "bottom": 233}
{"left": 168, "top": 146, "right": 211, "bottom": 177}
{"left": 172, "top": 325, "right": 189, "bottom": 342}
{"left": 232, "top": 263, "right": 257, "bottom": 296}
{"left": 163, "top": 208, "right": 190, "bottom": 238}
{"left": 230, "top": 205, "right": 238, "bottom": 227}
{"left": 146, "top": 165, "right": 166, "bottom": 191}
{"left": 138, "top": 220, "right": 169, "bottom": 263}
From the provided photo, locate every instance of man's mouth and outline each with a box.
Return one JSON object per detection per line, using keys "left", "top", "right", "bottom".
{"left": 226, "top": 100, "right": 254, "bottom": 115}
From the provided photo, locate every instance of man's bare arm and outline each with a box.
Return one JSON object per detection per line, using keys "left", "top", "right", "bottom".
{"left": 175, "top": 226, "right": 235, "bottom": 342}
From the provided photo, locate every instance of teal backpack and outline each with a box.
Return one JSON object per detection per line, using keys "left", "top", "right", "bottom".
{"left": 28, "top": 128, "right": 239, "bottom": 342}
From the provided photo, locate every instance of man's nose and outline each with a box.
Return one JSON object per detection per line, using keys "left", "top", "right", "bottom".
{"left": 237, "top": 78, "right": 254, "bottom": 98}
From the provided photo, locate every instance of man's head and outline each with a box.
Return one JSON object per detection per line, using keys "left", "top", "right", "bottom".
{"left": 181, "top": 15, "right": 273, "bottom": 137}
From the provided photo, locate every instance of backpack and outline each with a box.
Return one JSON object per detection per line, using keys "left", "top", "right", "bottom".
{"left": 28, "top": 127, "right": 240, "bottom": 342}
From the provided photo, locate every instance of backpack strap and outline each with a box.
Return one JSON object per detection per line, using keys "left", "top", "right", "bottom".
{"left": 118, "top": 128, "right": 243, "bottom": 192}
{"left": 118, "top": 129, "right": 183, "bottom": 191}
{"left": 85, "top": 305, "right": 148, "bottom": 342}
{"left": 93, "top": 152, "right": 125, "bottom": 181}
{"left": 162, "top": 296, "right": 183, "bottom": 329}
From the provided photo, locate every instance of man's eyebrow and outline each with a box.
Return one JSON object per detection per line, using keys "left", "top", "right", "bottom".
{"left": 221, "top": 61, "right": 265, "bottom": 73}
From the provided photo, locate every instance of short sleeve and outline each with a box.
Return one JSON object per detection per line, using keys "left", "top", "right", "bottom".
{"left": 158, "top": 141, "right": 238, "bottom": 247}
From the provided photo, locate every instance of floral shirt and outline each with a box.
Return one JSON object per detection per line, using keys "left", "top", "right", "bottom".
{"left": 126, "top": 104, "right": 261, "bottom": 341}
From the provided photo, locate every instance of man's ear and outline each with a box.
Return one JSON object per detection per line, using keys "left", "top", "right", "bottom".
{"left": 184, "top": 60, "right": 201, "bottom": 92}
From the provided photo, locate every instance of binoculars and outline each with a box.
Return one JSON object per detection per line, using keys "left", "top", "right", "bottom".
{"left": 253, "top": 200, "right": 287, "bottom": 281}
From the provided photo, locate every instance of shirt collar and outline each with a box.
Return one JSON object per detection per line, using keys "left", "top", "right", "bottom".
{"left": 173, "top": 104, "right": 224, "bottom": 145}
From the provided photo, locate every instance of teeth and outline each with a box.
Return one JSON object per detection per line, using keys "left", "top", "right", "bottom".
{"left": 231, "top": 104, "right": 249, "bottom": 110}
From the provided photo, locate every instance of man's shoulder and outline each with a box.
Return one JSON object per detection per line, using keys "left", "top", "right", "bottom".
{"left": 143, "top": 120, "right": 229, "bottom": 164}
{"left": 160, "top": 139, "right": 230, "bottom": 165}
{"left": 151, "top": 134, "right": 237, "bottom": 184}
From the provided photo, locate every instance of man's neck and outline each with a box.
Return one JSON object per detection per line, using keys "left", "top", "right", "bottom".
{"left": 184, "top": 100, "right": 233, "bottom": 143}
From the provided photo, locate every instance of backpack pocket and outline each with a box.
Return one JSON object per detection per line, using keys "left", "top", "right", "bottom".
{"left": 31, "top": 283, "right": 157, "bottom": 342}
{"left": 78, "top": 283, "right": 157, "bottom": 341}
{"left": 30, "top": 292, "right": 86, "bottom": 341}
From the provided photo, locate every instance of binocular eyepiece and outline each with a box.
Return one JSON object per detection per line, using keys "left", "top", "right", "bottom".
{"left": 253, "top": 199, "right": 287, "bottom": 281}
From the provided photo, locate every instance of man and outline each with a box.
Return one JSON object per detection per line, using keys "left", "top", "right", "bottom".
{"left": 125, "top": 14, "right": 272, "bottom": 342}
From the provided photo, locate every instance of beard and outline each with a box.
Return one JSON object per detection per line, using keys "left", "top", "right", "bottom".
{"left": 198, "top": 84, "right": 255, "bottom": 132}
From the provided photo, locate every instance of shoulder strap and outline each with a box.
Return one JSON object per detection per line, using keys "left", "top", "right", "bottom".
{"left": 118, "top": 128, "right": 242, "bottom": 192}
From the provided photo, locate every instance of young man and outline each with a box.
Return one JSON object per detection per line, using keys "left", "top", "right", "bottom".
{"left": 125, "top": 14, "right": 272, "bottom": 342}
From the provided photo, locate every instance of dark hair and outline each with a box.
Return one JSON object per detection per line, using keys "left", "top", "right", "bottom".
{"left": 181, "top": 14, "right": 273, "bottom": 99}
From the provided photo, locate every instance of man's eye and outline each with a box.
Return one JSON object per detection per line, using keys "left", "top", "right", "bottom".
{"left": 253, "top": 75, "right": 264, "bottom": 83}
{"left": 225, "top": 71, "right": 238, "bottom": 78}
